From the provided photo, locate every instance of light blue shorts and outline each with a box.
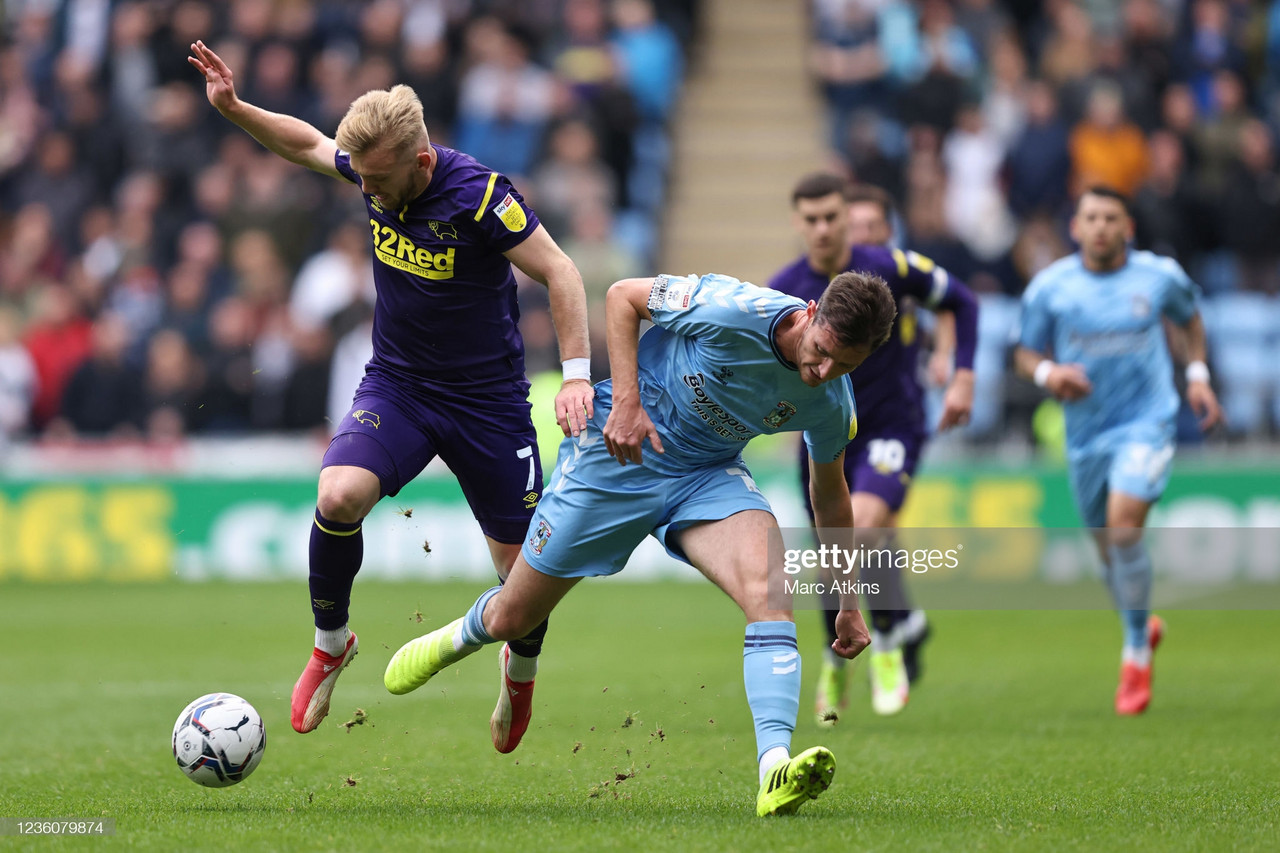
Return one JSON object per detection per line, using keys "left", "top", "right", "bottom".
{"left": 1067, "top": 424, "right": 1175, "bottom": 528}
{"left": 521, "top": 425, "right": 774, "bottom": 578}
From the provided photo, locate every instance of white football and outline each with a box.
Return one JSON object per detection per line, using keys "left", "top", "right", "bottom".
{"left": 172, "top": 693, "right": 266, "bottom": 788}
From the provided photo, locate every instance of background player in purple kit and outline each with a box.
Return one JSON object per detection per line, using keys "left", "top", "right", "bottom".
{"left": 189, "top": 42, "right": 594, "bottom": 749}
{"left": 769, "top": 173, "right": 978, "bottom": 721}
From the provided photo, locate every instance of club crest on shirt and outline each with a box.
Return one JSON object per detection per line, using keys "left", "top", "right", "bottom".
{"left": 1132, "top": 294, "right": 1151, "bottom": 318}
{"left": 352, "top": 409, "right": 381, "bottom": 429}
{"left": 529, "top": 519, "right": 552, "bottom": 555}
{"left": 428, "top": 220, "right": 458, "bottom": 241}
{"left": 763, "top": 401, "right": 797, "bottom": 429}
{"left": 493, "top": 193, "right": 527, "bottom": 232}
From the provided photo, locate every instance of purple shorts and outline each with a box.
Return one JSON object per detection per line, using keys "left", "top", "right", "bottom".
{"left": 324, "top": 369, "right": 542, "bottom": 544}
{"left": 799, "top": 422, "right": 925, "bottom": 516}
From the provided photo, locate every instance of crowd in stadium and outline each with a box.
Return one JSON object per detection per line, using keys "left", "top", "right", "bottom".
{"left": 0, "top": 0, "right": 1278, "bottom": 447}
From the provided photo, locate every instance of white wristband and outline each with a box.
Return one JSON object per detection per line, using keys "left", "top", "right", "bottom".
{"left": 1186, "top": 360, "right": 1210, "bottom": 384}
{"left": 1033, "top": 359, "right": 1055, "bottom": 389}
{"left": 562, "top": 357, "right": 591, "bottom": 383}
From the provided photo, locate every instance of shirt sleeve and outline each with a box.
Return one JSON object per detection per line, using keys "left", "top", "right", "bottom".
{"left": 1156, "top": 256, "right": 1200, "bottom": 325}
{"left": 646, "top": 274, "right": 790, "bottom": 343}
{"left": 335, "top": 150, "right": 360, "bottom": 185}
{"left": 803, "top": 380, "right": 858, "bottom": 463}
{"left": 468, "top": 172, "right": 542, "bottom": 253}
{"left": 1018, "top": 277, "right": 1055, "bottom": 354}
{"left": 858, "top": 246, "right": 979, "bottom": 370}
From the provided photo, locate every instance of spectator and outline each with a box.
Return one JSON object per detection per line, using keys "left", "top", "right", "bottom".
{"left": 982, "top": 29, "right": 1030, "bottom": 150}
{"left": 1005, "top": 79, "right": 1071, "bottom": 218}
{"left": 1069, "top": 81, "right": 1149, "bottom": 197}
{"left": 279, "top": 324, "right": 333, "bottom": 432}
{"left": 611, "top": 0, "right": 683, "bottom": 125}
{"left": 548, "top": 0, "right": 637, "bottom": 204}
{"left": 1036, "top": 0, "right": 1096, "bottom": 97}
{"left": 0, "top": 204, "right": 66, "bottom": 298}
{"left": 530, "top": 118, "right": 617, "bottom": 238}
{"left": 453, "top": 17, "right": 557, "bottom": 178}
{"left": 1133, "top": 129, "right": 1210, "bottom": 268}
{"left": 810, "top": 0, "right": 890, "bottom": 148}
{"left": 1191, "top": 68, "right": 1251, "bottom": 199}
{"left": 943, "top": 102, "right": 1017, "bottom": 261}
{"left": 841, "top": 110, "right": 906, "bottom": 204}
{"left": 895, "top": 0, "right": 982, "bottom": 134}
{"left": 11, "top": 132, "right": 96, "bottom": 237}
{"left": 288, "top": 221, "right": 375, "bottom": 333}
{"left": 53, "top": 313, "right": 144, "bottom": 438}
{"left": 1174, "top": 0, "right": 1247, "bottom": 113}
{"left": 201, "top": 296, "right": 256, "bottom": 432}
{"left": 0, "top": 305, "right": 37, "bottom": 446}
{"left": 22, "top": 285, "right": 93, "bottom": 430}
{"left": 1218, "top": 120, "right": 1280, "bottom": 294}
{"left": 143, "top": 327, "right": 204, "bottom": 439}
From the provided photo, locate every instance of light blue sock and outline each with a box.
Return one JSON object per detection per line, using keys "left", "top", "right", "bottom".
{"left": 460, "top": 586, "right": 502, "bottom": 647}
{"left": 743, "top": 621, "right": 800, "bottom": 763}
{"left": 1107, "top": 542, "right": 1151, "bottom": 650}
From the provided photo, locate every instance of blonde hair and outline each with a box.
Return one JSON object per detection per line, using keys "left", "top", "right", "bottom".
{"left": 335, "top": 85, "right": 429, "bottom": 157}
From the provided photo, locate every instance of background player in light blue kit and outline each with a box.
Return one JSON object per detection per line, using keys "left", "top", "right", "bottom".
{"left": 384, "top": 270, "right": 899, "bottom": 816}
{"left": 1016, "top": 187, "right": 1222, "bottom": 715}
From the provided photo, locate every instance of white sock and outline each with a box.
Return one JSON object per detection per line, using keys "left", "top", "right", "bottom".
{"left": 870, "top": 631, "right": 898, "bottom": 653}
{"left": 759, "top": 746, "right": 790, "bottom": 783}
{"left": 822, "top": 647, "right": 847, "bottom": 668}
{"left": 315, "top": 626, "right": 349, "bottom": 656}
{"left": 896, "top": 610, "right": 928, "bottom": 645}
{"left": 1123, "top": 646, "right": 1152, "bottom": 667}
{"left": 505, "top": 646, "right": 538, "bottom": 682}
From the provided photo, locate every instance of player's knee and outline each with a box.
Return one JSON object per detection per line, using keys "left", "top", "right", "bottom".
{"left": 737, "top": 573, "right": 781, "bottom": 622}
{"left": 316, "top": 472, "right": 380, "bottom": 523}
{"left": 1106, "top": 524, "right": 1144, "bottom": 550}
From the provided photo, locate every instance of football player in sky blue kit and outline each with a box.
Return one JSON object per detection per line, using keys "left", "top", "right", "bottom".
{"left": 1015, "top": 187, "right": 1221, "bottom": 715}
{"left": 770, "top": 174, "right": 979, "bottom": 720}
{"left": 384, "top": 271, "right": 898, "bottom": 815}
{"left": 190, "top": 42, "right": 594, "bottom": 744}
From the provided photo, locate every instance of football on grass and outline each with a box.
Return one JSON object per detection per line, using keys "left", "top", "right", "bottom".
{"left": 172, "top": 693, "right": 266, "bottom": 787}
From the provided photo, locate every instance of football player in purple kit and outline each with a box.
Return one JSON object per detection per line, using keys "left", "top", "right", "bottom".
{"left": 768, "top": 174, "right": 979, "bottom": 721}
{"left": 189, "top": 42, "right": 593, "bottom": 749}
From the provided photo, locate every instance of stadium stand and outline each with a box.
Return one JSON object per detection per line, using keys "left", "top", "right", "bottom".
{"left": 0, "top": 0, "right": 1277, "bottom": 451}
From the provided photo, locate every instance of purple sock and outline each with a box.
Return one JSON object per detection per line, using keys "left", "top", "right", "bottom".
{"left": 309, "top": 508, "right": 363, "bottom": 630}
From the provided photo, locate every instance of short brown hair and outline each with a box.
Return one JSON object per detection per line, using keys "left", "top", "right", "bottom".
{"left": 816, "top": 271, "right": 897, "bottom": 350}
{"left": 336, "top": 84, "right": 429, "bottom": 157}
{"left": 1079, "top": 185, "right": 1132, "bottom": 218}
{"left": 791, "top": 172, "right": 850, "bottom": 205}
{"left": 846, "top": 184, "right": 895, "bottom": 219}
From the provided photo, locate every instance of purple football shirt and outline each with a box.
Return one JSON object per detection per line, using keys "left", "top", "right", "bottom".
{"left": 768, "top": 244, "right": 976, "bottom": 431}
{"left": 336, "top": 145, "right": 540, "bottom": 392}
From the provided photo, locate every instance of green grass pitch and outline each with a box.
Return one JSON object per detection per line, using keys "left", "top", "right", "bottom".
{"left": 2, "top": 580, "right": 1277, "bottom": 851}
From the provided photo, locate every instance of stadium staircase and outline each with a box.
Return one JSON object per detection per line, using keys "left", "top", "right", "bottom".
{"left": 660, "top": 0, "right": 828, "bottom": 285}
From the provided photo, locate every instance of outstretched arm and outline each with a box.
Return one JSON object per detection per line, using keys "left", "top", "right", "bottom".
{"left": 809, "top": 454, "right": 870, "bottom": 660}
{"left": 505, "top": 226, "right": 594, "bottom": 437}
{"left": 189, "top": 40, "right": 341, "bottom": 179}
